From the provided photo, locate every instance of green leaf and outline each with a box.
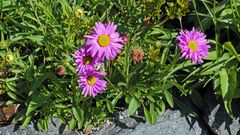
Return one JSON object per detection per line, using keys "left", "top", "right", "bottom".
{"left": 165, "top": 60, "right": 196, "bottom": 82}
{"left": 111, "top": 91, "right": 123, "bottom": 108}
{"left": 26, "top": 93, "right": 46, "bottom": 116}
{"left": 224, "top": 101, "right": 233, "bottom": 118}
{"left": 7, "top": 91, "right": 24, "bottom": 103}
{"left": 69, "top": 118, "right": 76, "bottom": 131}
{"left": 6, "top": 82, "right": 17, "bottom": 92}
{"left": 29, "top": 74, "right": 50, "bottom": 96}
{"left": 143, "top": 104, "right": 152, "bottom": 124}
{"left": 226, "top": 69, "right": 237, "bottom": 100}
{"left": 54, "top": 104, "right": 69, "bottom": 109}
{"left": 200, "top": 53, "right": 230, "bottom": 75}
{"left": 37, "top": 120, "right": 44, "bottom": 131}
{"left": 223, "top": 41, "right": 240, "bottom": 62}
{"left": 20, "top": 116, "right": 32, "bottom": 128}
{"left": 146, "top": 95, "right": 155, "bottom": 103}
{"left": 72, "top": 107, "right": 82, "bottom": 122}
{"left": 167, "top": 81, "right": 187, "bottom": 95}
{"left": 127, "top": 97, "right": 140, "bottom": 115}
{"left": 163, "top": 90, "right": 174, "bottom": 108}
{"left": 106, "top": 99, "right": 114, "bottom": 113}
{"left": 12, "top": 109, "right": 26, "bottom": 124}
{"left": 204, "top": 51, "right": 217, "bottom": 60}
{"left": 220, "top": 68, "right": 228, "bottom": 99}
{"left": 150, "top": 103, "right": 158, "bottom": 124}
{"left": 220, "top": 9, "right": 233, "bottom": 17}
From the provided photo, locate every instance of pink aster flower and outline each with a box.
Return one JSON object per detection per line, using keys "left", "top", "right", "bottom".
{"left": 84, "top": 22, "right": 124, "bottom": 61}
{"left": 176, "top": 27, "right": 210, "bottom": 63}
{"left": 72, "top": 46, "right": 100, "bottom": 74}
{"left": 78, "top": 69, "right": 107, "bottom": 97}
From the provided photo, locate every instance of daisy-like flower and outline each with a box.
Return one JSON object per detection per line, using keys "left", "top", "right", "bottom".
{"left": 84, "top": 22, "right": 124, "bottom": 61}
{"left": 78, "top": 69, "right": 107, "bottom": 97}
{"left": 72, "top": 46, "right": 100, "bottom": 73}
{"left": 176, "top": 27, "right": 210, "bottom": 63}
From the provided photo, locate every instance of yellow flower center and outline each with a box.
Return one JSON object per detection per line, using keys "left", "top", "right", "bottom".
{"left": 188, "top": 40, "right": 198, "bottom": 52}
{"left": 98, "top": 35, "right": 110, "bottom": 47}
{"left": 83, "top": 56, "right": 92, "bottom": 65}
{"left": 87, "top": 76, "right": 97, "bottom": 85}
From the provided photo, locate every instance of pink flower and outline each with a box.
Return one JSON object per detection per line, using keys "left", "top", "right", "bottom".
{"left": 176, "top": 28, "right": 210, "bottom": 63}
{"left": 84, "top": 22, "right": 124, "bottom": 61}
{"left": 78, "top": 69, "right": 107, "bottom": 97}
{"left": 72, "top": 46, "right": 101, "bottom": 74}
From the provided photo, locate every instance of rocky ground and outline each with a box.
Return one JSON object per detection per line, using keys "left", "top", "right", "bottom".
{"left": 0, "top": 92, "right": 240, "bottom": 135}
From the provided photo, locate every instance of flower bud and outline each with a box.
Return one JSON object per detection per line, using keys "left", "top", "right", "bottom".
{"left": 132, "top": 49, "right": 144, "bottom": 62}
{"left": 6, "top": 54, "right": 14, "bottom": 63}
{"left": 57, "top": 66, "right": 65, "bottom": 76}
{"left": 122, "top": 35, "right": 129, "bottom": 44}
{"left": 0, "top": 41, "right": 7, "bottom": 49}
{"left": 75, "top": 8, "right": 84, "bottom": 18}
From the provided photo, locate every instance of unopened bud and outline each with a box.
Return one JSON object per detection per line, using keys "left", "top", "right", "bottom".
{"left": 57, "top": 66, "right": 65, "bottom": 76}
{"left": 75, "top": 8, "right": 84, "bottom": 18}
{"left": 6, "top": 54, "right": 14, "bottom": 63}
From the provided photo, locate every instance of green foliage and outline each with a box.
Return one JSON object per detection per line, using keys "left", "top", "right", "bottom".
{"left": 0, "top": 0, "right": 239, "bottom": 132}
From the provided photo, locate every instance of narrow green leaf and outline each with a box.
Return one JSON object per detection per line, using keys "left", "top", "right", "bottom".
{"left": 143, "top": 105, "right": 152, "bottom": 124}
{"left": 7, "top": 92, "right": 24, "bottom": 103}
{"left": 26, "top": 93, "right": 45, "bottom": 116}
{"left": 163, "top": 90, "right": 174, "bottom": 108}
{"left": 227, "top": 69, "right": 237, "bottom": 100}
{"left": 223, "top": 41, "right": 240, "bottom": 62}
{"left": 29, "top": 74, "right": 50, "bottom": 96}
{"left": 150, "top": 103, "right": 158, "bottom": 124}
{"left": 6, "top": 82, "right": 17, "bottom": 92}
{"left": 146, "top": 95, "right": 155, "bottom": 103}
{"left": 111, "top": 91, "right": 123, "bottom": 108}
{"left": 106, "top": 99, "right": 114, "bottom": 113}
{"left": 20, "top": 116, "right": 32, "bottom": 128}
{"left": 72, "top": 107, "right": 81, "bottom": 122}
{"left": 167, "top": 81, "right": 187, "bottom": 95}
{"left": 220, "top": 68, "right": 228, "bottom": 98}
{"left": 37, "top": 120, "right": 44, "bottom": 131}
{"left": 69, "top": 118, "right": 76, "bottom": 131}
{"left": 54, "top": 104, "right": 69, "bottom": 109}
{"left": 12, "top": 109, "right": 26, "bottom": 124}
{"left": 158, "top": 100, "right": 166, "bottom": 115}
{"left": 224, "top": 101, "right": 233, "bottom": 118}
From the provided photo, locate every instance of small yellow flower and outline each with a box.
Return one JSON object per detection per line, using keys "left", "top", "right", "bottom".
{"left": 75, "top": 8, "right": 84, "bottom": 18}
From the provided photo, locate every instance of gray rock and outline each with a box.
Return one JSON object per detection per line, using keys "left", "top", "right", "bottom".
{"left": 204, "top": 92, "right": 240, "bottom": 135}
{"left": 94, "top": 109, "right": 208, "bottom": 135}
{"left": 0, "top": 118, "right": 80, "bottom": 135}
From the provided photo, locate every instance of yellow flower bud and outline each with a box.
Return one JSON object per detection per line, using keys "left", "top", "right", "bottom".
{"left": 75, "top": 8, "right": 84, "bottom": 18}
{"left": 6, "top": 54, "right": 14, "bottom": 63}
{"left": 0, "top": 41, "right": 7, "bottom": 49}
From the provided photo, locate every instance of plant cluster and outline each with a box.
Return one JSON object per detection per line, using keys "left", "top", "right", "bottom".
{"left": 0, "top": 0, "right": 239, "bottom": 132}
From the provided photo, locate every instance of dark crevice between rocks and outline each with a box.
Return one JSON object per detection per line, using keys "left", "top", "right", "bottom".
{"left": 178, "top": 96, "right": 217, "bottom": 135}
